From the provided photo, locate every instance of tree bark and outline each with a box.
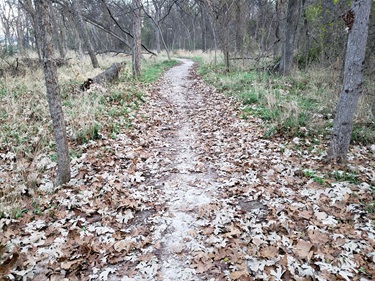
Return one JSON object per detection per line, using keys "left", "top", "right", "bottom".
{"left": 71, "top": 0, "right": 99, "bottom": 68}
{"left": 92, "top": 62, "right": 124, "bottom": 84}
{"left": 279, "top": 0, "right": 301, "bottom": 75}
{"left": 35, "top": 0, "right": 71, "bottom": 185}
{"left": 199, "top": 2, "right": 207, "bottom": 51}
{"left": 152, "top": 0, "right": 161, "bottom": 53}
{"left": 327, "top": 0, "right": 372, "bottom": 163}
{"left": 16, "top": 3, "right": 25, "bottom": 54}
{"left": 132, "top": 0, "right": 142, "bottom": 77}
{"left": 22, "top": 0, "right": 43, "bottom": 60}
{"left": 50, "top": 4, "right": 66, "bottom": 59}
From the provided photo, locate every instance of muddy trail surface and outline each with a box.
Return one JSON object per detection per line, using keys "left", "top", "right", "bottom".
{"left": 1, "top": 59, "right": 374, "bottom": 280}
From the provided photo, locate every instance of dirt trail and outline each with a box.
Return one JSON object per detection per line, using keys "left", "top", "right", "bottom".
{"left": 2, "top": 59, "right": 374, "bottom": 281}
{"left": 151, "top": 59, "right": 217, "bottom": 280}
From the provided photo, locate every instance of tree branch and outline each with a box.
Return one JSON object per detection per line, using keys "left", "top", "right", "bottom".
{"left": 100, "top": 0, "right": 157, "bottom": 56}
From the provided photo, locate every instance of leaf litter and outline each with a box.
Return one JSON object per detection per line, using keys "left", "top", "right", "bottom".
{"left": 1, "top": 59, "right": 374, "bottom": 280}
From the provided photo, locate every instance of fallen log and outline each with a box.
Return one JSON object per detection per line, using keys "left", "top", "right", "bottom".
{"left": 80, "top": 62, "right": 125, "bottom": 91}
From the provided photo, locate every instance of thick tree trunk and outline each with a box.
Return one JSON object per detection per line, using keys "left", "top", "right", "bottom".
{"left": 327, "top": 0, "right": 372, "bottom": 163}
{"left": 274, "top": 0, "right": 287, "bottom": 57}
{"left": 71, "top": 0, "right": 99, "bottom": 68}
{"left": 35, "top": 0, "right": 71, "bottom": 185}
{"left": 279, "top": 0, "right": 301, "bottom": 75}
{"left": 132, "top": 0, "right": 142, "bottom": 77}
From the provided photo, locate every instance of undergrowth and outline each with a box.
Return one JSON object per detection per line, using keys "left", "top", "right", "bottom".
{"left": 0, "top": 51, "right": 173, "bottom": 218}
{"left": 195, "top": 58, "right": 375, "bottom": 144}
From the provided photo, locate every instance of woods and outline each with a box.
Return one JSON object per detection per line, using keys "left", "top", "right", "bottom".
{"left": 0, "top": 0, "right": 374, "bottom": 280}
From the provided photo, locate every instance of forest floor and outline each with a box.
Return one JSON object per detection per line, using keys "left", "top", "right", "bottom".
{"left": 1, "top": 59, "right": 375, "bottom": 280}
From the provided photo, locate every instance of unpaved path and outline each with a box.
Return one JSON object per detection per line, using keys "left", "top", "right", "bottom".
{"left": 150, "top": 59, "right": 217, "bottom": 280}
{"left": 2, "top": 59, "right": 374, "bottom": 281}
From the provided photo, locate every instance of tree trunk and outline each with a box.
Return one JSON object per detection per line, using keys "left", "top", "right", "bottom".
{"left": 92, "top": 62, "right": 124, "bottom": 84}
{"left": 22, "top": 0, "right": 43, "bottom": 60}
{"left": 154, "top": 5, "right": 161, "bottom": 53}
{"left": 274, "top": 0, "right": 287, "bottom": 57}
{"left": 50, "top": 4, "right": 66, "bottom": 59}
{"left": 16, "top": 3, "right": 24, "bottom": 54}
{"left": 279, "top": 0, "right": 301, "bottom": 75}
{"left": 200, "top": 3, "right": 207, "bottom": 51}
{"left": 35, "top": 0, "right": 71, "bottom": 186}
{"left": 327, "top": 0, "right": 372, "bottom": 163}
{"left": 71, "top": 0, "right": 99, "bottom": 68}
{"left": 132, "top": 0, "right": 142, "bottom": 78}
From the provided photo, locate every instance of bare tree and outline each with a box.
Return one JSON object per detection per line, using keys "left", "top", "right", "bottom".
{"left": 35, "top": 0, "right": 71, "bottom": 185}
{"left": 50, "top": 3, "right": 66, "bottom": 59}
{"left": 132, "top": 0, "right": 142, "bottom": 77}
{"left": 143, "top": 0, "right": 171, "bottom": 59}
{"left": 327, "top": 0, "right": 372, "bottom": 163}
{"left": 203, "top": 0, "right": 237, "bottom": 72}
{"left": 71, "top": 0, "right": 100, "bottom": 68}
{"left": 20, "top": 0, "right": 43, "bottom": 59}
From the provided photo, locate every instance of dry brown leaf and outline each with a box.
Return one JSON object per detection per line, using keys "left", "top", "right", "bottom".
{"left": 229, "top": 270, "right": 250, "bottom": 280}
{"left": 259, "top": 245, "right": 279, "bottom": 259}
{"left": 61, "top": 259, "right": 82, "bottom": 270}
{"left": 307, "top": 228, "right": 329, "bottom": 245}
{"left": 223, "top": 224, "right": 241, "bottom": 238}
{"left": 298, "top": 210, "right": 313, "bottom": 220}
{"left": 0, "top": 252, "right": 19, "bottom": 276}
{"left": 294, "top": 240, "right": 313, "bottom": 259}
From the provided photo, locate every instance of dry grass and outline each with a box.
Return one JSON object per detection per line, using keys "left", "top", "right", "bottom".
{"left": 185, "top": 50, "right": 374, "bottom": 140}
{"left": 0, "top": 51, "right": 171, "bottom": 217}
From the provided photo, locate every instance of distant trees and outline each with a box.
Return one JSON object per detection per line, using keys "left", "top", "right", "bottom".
{"left": 35, "top": 0, "right": 71, "bottom": 185}
{"left": 0, "top": 0, "right": 370, "bottom": 73}
{"left": 202, "top": 0, "right": 240, "bottom": 72}
{"left": 327, "top": 0, "right": 372, "bottom": 163}
{"left": 0, "top": 0, "right": 373, "bottom": 166}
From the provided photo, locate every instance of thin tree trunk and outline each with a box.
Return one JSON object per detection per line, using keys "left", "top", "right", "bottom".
{"left": 50, "top": 4, "right": 65, "bottom": 59}
{"left": 200, "top": 3, "right": 207, "bottom": 51}
{"left": 327, "top": 0, "right": 372, "bottom": 163}
{"left": 16, "top": 3, "right": 24, "bottom": 54}
{"left": 154, "top": 8, "right": 161, "bottom": 53}
{"left": 132, "top": 0, "right": 142, "bottom": 77}
{"left": 71, "top": 0, "right": 99, "bottom": 68}
{"left": 23, "top": 0, "right": 43, "bottom": 60}
{"left": 35, "top": 0, "right": 71, "bottom": 185}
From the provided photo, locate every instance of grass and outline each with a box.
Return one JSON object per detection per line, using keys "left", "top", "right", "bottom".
{"left": 139, "top": 59, "right": 179, "bottom": 83}
{"left": 191, "top": 52, "right": 375, "bottom": 143}
{"left": 0, "top": 51, "right": 174, "bottom": 219}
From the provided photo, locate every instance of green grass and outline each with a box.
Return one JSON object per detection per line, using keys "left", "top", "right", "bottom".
{"left": 303, "top": 169, "right": 326, "bottom": 185}
{"left": 196, "top": 58, "right": 375, "bottom": 144}
{"left": 139, "top": 60, "right": 179, "bottom": 83}
{"left": 198, "top": 65, "right": 316, "bottom": 138}
{"left": 75, "top": 122, "right": 101, "bottom": 144}
{"left": 331, "top": 170, "right": 360, "bottom": 184}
